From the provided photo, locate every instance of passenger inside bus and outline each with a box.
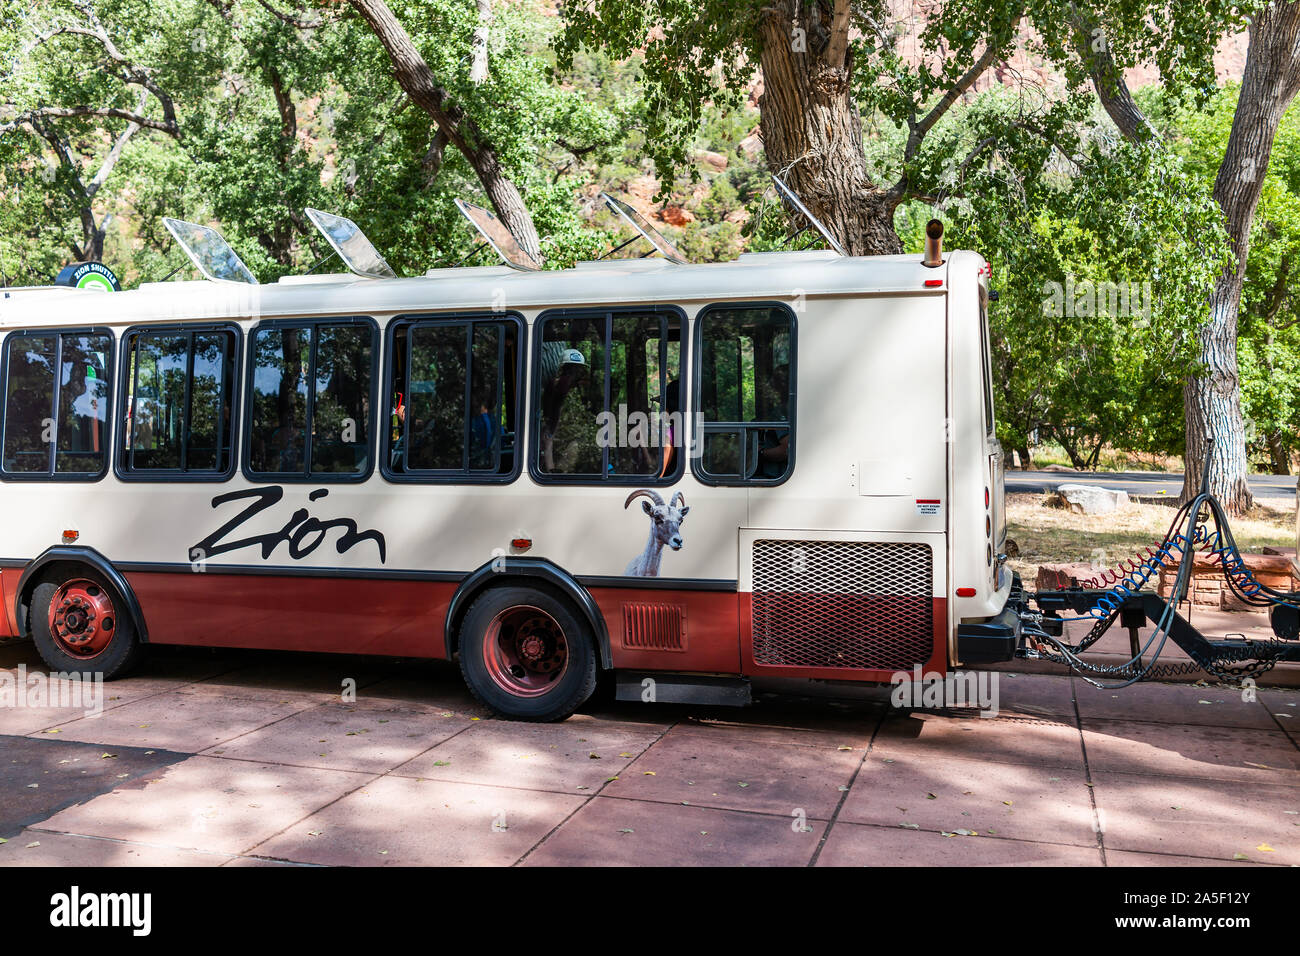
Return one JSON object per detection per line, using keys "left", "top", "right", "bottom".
{"left": 387, "top": 320, "right": 517, "bottom": 476}
{"left": 659, "top": 377, "right": 680, "bottom": 478}
{"left": 755, "top": 363, "right": 790, "bottom": 479}
{"left": 538, "top": 343, "right": 589, "bottom": 473}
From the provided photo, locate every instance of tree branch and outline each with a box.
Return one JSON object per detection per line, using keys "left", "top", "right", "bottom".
{"left": 822, "top": 0, "right": 851, "bottom": 68}
{"left": 890, "top": 13, "right": 1022, "bottom": 199}
{"left": 348, "top": 0, "right": 543, "bottom": 261}
{"left": 1067, "top": 4, "right": 1159, "bottom": 143}
{"left": 0, "top": 106, "right": 177, "bottom": 136}
{"left": 256, "top": 0, "right": 324, "bottom": 29}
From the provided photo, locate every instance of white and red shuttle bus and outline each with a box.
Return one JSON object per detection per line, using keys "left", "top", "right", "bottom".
{"left": 0, "top": 220, "right": 1014, "bottom": 720}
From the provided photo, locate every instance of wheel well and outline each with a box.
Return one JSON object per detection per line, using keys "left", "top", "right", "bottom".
{"left": 445, "top": 565, "right": 611, "bottom": 669}
{"left": 16, "top": 548, "right": 148, "bottom": 643}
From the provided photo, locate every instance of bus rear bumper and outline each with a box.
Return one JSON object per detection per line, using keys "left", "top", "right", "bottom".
{"left": 956, "top": 604, "right": 1021, "bottom": 663}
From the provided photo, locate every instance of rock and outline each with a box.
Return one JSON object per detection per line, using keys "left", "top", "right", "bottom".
{"left": 694, "top": 149, "right": 728, "bottom": 172}
{"left": 659, "top": 205, "right": 695, "bottom": 227}
{"left": 1053, "top": 483, "right": 1129, "bottom": 515}
{"left": 738, "top": 130, "right": 763, "bottom": 159}
{"left": 1036, "top": 562, "right": 1101, "bottom": 590}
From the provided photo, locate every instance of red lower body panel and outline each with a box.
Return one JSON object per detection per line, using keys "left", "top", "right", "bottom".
{"left": 0, "top": 569, "right": 19, "bottom": 638}
{"left": 12, "top": 563, "right": 945, "bottom": 685}
{"left": 125, "top": 572, "right": 455, "bottom": 659}
{"left": 593, "top": 586, "right": 740, "bottom": 673}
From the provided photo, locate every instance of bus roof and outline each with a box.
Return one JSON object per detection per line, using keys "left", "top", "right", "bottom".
{"left": 0, "top": 248, "right": 964, "bottom": 327}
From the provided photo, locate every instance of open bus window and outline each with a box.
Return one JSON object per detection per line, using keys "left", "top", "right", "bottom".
{"left": 120, "top": 328, "right": 237, "bottom": 477}
{"left": 533, "top": 310, "right": 683, "bottom": 483}
{"left": 1, "top": 331, "right": 111, "bottom": 479}
{"left": 385, "top": 316, "right": 519, "bottom": 479}
{"left": 694, "top": 305, "right": 795, "bottom": 484}
{"left": 246, "top": 320, "right": 376, "bottom": 480}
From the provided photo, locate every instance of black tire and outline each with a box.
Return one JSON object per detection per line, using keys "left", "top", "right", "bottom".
{"left": 29, "top": 568, "right": 142, "bottom": 679}
{"left": 457, "top": 585, "right": 598, "bottom": 722}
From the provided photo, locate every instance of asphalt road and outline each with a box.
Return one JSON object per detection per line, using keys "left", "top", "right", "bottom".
{"left": 1006, "top": 469, "right": 1297, "bottom": 501}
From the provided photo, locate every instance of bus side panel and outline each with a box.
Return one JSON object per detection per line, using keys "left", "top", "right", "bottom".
{"left": 589, "top": 585, "right": 740, "bottom": 673}
{"left": 0, "top": 569, "right": 18, "bottom": 637}
{"left": 125, "top": 572, "right": 452, "bottom": 658}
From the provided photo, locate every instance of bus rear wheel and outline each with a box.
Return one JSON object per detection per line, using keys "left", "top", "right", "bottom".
{"left": 457, "top": 586, "right": 598, "bottom": 722}
{"left": 30, "top": 569, "right": 142, "bottom": 679}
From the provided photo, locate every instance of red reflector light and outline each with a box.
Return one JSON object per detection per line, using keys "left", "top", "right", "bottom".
{"left": 985, "top": 487, "right": 990, "bottom": 509}
{"left": 923, "top": 278, "right": 943, "bottom": 287}
{"left": 956, "top": 587, "right": 976, "bottom": 597}
{"left": 62, "top": 530, "right": 78, "bottom": 542}
{"left": 510, "top": 537, "right": 532, "bottom": 550}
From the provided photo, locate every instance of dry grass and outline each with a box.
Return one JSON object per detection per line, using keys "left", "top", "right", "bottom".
{"left": 1004, "top": 492, "right": 1296, "bottom": 589}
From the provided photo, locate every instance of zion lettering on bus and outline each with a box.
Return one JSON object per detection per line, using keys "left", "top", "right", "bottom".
{"left": 192, "top": 486, "right": 387, "bottom": 563}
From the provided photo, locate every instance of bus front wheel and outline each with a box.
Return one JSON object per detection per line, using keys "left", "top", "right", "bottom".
{"left": 457, "top": 586, "right": 598, "bottom": 722}
{"left": 30, "top": 568, "right": 142, "bottom": 679}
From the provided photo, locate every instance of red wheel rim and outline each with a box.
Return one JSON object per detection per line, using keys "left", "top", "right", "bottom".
{"left": 482, "top": 605, "right": 569, "bottom": 698}
{"left": 48, "top": 579, "right": 117, "bottom": 659}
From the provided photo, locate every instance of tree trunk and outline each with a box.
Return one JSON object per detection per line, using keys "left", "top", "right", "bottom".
{"left": 349, "top": 0, "right": 542, "bottom": 262}
{"left": 1014, "top": 444, "right": 1034, "bottom": 470}
{"left": 756, "top": 2, "right": 902, "bottom": 255}
{"left": 1267, "top": 430, "right": 1291, "bottom": 475}
{"left": 1180, "top": 1, "right": 1300, "bottom": 514}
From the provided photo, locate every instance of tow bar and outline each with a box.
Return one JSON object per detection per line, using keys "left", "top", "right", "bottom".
{"left": 1009, "top": 441, "right": 1300, "bottom": 689}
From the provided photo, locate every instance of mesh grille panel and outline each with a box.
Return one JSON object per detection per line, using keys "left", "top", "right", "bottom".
{"left": 751, "top": 540, "right": 934, "bottom": 670}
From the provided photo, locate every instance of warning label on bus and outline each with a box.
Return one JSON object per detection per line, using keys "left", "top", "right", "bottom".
{"left": 915, "top": 499, "right": 942, "bottom": 516}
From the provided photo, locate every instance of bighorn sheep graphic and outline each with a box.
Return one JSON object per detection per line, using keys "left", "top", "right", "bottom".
{"left": 624, "top": 489, "right": 689, "bottom": 577}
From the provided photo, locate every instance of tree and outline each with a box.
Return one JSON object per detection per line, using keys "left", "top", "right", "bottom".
{"left": 348, "top": 0, "right": 542, "bottom": 262}
{"left": 1076, "top": 3, "right": 1300, "bottom": 512}
{"left": 1173, "top": 83, "right": 1300, "bottom": 475}
{"left": 557, "top": 1, "right": 1243, "bottom": 257}
{"left": 0, "top": 0, "right": 183, "bottom": 265}
{"left": 1184, "top": 2, "right": 1300, "bottom": 510}
{"left": 2, "top": 0, "right": 618, "bottom": 283}
{"left": 931, "top": 91, "right": 1227, "bottom": 471}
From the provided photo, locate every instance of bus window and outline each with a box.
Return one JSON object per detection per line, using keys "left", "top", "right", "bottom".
{"left": 694, "top": 304, "right": 795, "bottom": 484}
{"left": 384, "top": 316, "right": 518, "bottom": 479}
{"left": 120, "top": 327, "right": 237, "bottom": 477}
{"left": 980, "top": 297, "right": 996, "bottom": 436}
{"left": 246, "top": 320, "right": 376, "bottom": 480}
{"left": 1, "top": 330, "right": 111, "bottom": 479}
{"left": 532, "top": 309, "right": 683, "bottom": 483}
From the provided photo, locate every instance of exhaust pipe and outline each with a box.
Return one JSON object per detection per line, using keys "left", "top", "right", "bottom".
{"left": 923, "top": 219, "right": 944, "bottom": 268}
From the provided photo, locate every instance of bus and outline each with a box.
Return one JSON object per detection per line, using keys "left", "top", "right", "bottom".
{"left": 0, "top": 212, "right": 1015, "bottom": 721}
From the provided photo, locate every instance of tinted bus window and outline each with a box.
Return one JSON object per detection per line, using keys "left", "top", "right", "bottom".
{"left": 1, "top": 331, "right": 111, "bottom": 479}
{"left": 247, "top": 321, "right": 375, "bottom": 480}
{"left": 695, "top": 305, "right": 795, "bottom": 483}
{"left": 533, "top": 309, "right": 682, "bottom": 482}
{"left": 121, "top": 328, "right": 237, "bottom": 476}
{"left": 386, "top": 318, "right": 516, "bottom": 478}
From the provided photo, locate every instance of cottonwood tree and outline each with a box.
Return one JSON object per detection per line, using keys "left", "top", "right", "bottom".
{"left": 1075, "top": 2, "right": 1300, "bottom": 512}
{"left": 556, "top": 1, "right": 1237, "bottom": 256}
{"left": 0, "top": 0, "right": 183, "bottom": 266}
{"left": 347, "top": 0, "right": 542, "bottom": 261}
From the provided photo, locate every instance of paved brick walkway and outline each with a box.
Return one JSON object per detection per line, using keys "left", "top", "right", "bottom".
{"left": 0, "top": 640, "right": 1296, "bottom": 866}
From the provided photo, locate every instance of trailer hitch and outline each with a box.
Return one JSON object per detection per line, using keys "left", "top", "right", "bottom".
{"left": 1013, "top": 439, "right": 1300, "bottom": 688}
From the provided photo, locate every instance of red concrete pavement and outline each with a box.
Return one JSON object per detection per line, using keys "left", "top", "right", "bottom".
{"left": 0, "top": 640, "right": 1296, "bottom": 867}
